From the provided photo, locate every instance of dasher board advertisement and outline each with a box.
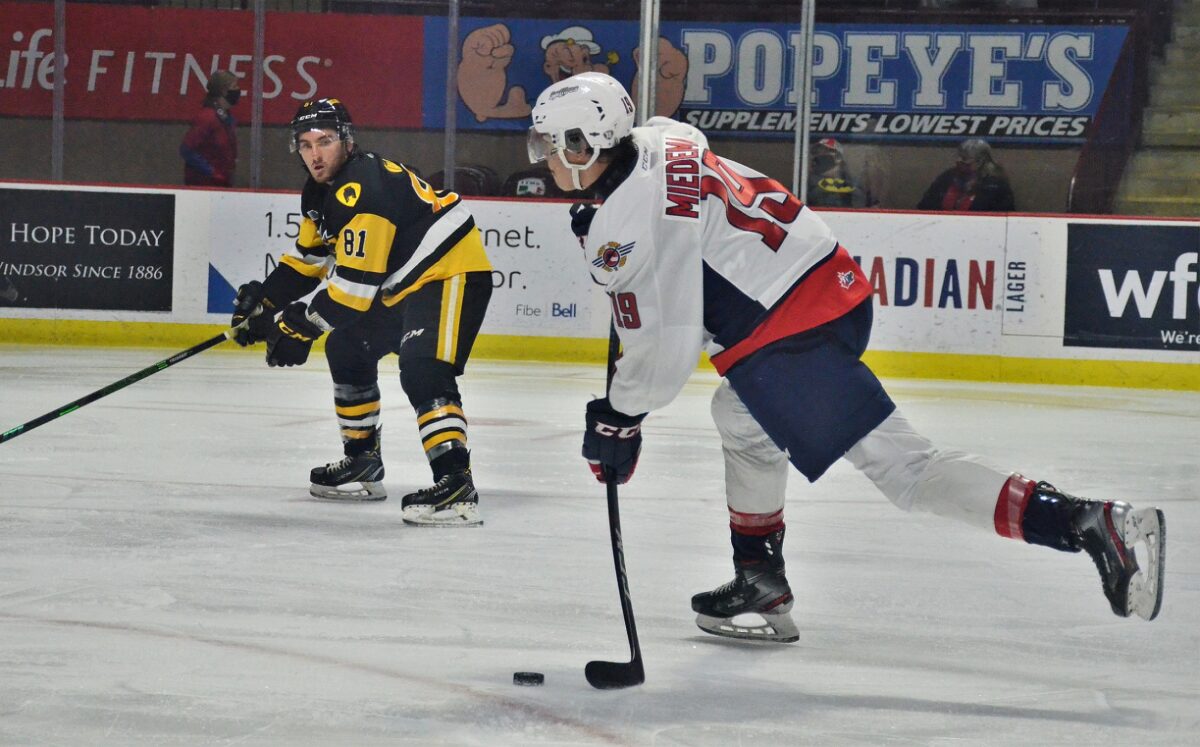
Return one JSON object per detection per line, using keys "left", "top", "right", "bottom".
{"left": 0, "top": 188, "right": 175, "bottom": 312}
{"left": 426, "top": 18, "right": 1128, "bottom": 143}
{"left": 1064, "top": 223, "right": 1200, "bottom": 352}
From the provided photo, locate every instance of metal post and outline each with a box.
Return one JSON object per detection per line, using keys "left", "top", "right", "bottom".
{"left": 792, "top": 0, "right": 816, "bottom": 200}
{"left": 636, "top": 0, "right": 661, "bottom": 125}
{"left": 443, "top": 0, "right": 460, "bottom": 191}
{"left": 51, "top": 0, "right": 65, "bottom": 181}
{"left": 250, "top": 0, "right": 265, "bottom": 189}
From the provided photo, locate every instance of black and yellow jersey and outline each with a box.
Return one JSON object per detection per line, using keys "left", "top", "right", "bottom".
{"left": 261, "top": 151, "right": 492, "bottom": 329}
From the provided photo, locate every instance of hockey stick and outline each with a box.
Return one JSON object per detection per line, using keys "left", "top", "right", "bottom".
{"left": 1, "top": 325, "right": 242, "bottom": 445}
{"left": 584, "top": 326, "right": 645, "bottom": 690}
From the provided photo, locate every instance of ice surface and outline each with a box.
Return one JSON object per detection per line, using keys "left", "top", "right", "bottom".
{"left": 1, "top": 346, "right": 1197, "bottom": 745}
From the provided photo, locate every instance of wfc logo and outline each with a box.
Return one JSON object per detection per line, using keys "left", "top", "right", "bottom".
{"left": 1064, "top": 224, "right": 1199, "bottom": 351}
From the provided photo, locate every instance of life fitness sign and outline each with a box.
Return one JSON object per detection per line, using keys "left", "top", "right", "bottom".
{"left": 0, "top": 3, "right": 423, "bottom": 127}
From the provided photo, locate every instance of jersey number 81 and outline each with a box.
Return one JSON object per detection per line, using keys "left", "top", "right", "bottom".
{"left": 342, "top": 228, "right": 367, "bottom": 258}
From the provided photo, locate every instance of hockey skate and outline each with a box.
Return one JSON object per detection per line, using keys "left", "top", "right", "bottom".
{"left": 309, "top": 451, "right": 387, "bottom": 501}
{"left": 1064, "top": 490, "right": 1166, "bottom": 620}
{"left": 401, "top": 469, "right": 482, "bottom": 527}
{"left": 691, "top": 562, "right": 799, "bottom": 643}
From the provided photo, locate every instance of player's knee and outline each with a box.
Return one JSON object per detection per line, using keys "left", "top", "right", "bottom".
{"left": 324, "top": 329, "right": 357, "bottom": 360}
{"left": 711, "top": 382, "right": 749, "bottom": 440}
{"left": 845, "top": 411, "right": 937, "bottom": 510}
{"left": 399, "top": 357, "right": 460, "bottom": 408}
{"left": 326, "top": 335, "right": 380, "bottom": 385}
{"left": 712, "top": 382, "right": 782, "bottom": 463}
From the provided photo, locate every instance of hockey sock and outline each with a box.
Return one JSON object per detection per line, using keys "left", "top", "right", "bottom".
{"left": 414, "top": 397, "right": 470, "bottom": 480}
{"left": 431, "top": 444, "right": 470, "bottom": 481}
{"left": 729, "top": 509, "right": 785, "bottom": 567}
{"left": 334, "top": 382, "right": 382, "bottom": 455}
{"left": 994, "top": 473, "right": 1080, "bottom": 552}
{"left": 1022, "top": 485, "right": 1084, "bottom": 552}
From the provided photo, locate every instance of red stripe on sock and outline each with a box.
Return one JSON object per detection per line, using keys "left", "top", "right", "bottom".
{"left": 994, "top": 474, "right": 1035, "bottom": 540}
{"left": 729, "top": 508, "right": 784, "bottom": 536}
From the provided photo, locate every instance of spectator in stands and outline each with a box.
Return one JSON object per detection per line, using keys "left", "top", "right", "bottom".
{"left": 806, "top": 138, "right": 863, "bottom": 208}
{"left": 503, "top": 163, "right": 565, "bottom": 198}
{"left": 917, "top": 138, "right": 1016, "bottom": 212}
{"left": 180, "top": 70, "right": 240, "bottom": 188}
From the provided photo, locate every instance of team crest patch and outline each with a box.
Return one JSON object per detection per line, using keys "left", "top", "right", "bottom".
{"left": 837, "top": 270, "right": 856, "bottom": 289}
{"left": 336, "top": 182, "right": 362, "bottom": 207}
{"left": 592, "top": 241, "right": 634, "bottom": 272}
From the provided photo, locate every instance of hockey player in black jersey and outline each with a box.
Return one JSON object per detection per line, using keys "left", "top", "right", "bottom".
{"left": 232, "top": 98, "right": 493, "bottom": 526}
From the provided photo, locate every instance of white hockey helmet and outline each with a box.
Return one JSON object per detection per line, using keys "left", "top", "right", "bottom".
{"left": 527, "top": 72, "right": 635, "bottom": 190}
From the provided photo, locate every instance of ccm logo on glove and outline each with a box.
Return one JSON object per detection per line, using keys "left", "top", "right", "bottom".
{"left": 593, "top": 422, "right": 641, "bottom": 439}
{"left": 265, "top": 302, "right": 325, "bottom": 368}
{"left": 583, "top": 397, "right": 646, "bottom": 485}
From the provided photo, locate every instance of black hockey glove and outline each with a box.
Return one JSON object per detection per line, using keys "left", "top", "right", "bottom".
{"left": 569, "top": 202, "right": 597, "bottom": 245}
{"left": 230, "top": 281, "right": 279, "bottom": 347}
{"left": 265, "top": 303, "right": 323, "bottom": 368}
{"left": 582, "top": 397, "right": 645, "bottom": 485}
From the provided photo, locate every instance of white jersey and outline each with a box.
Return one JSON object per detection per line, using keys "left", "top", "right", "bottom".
{"left": 584, "top": 117, "right": 870, "bottom": 416}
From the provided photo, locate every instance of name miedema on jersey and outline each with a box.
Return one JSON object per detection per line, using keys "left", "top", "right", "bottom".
{"left": 663, "top": 137, "right": 702, "bottom": 220}
{"left": 853, "top": 254, "right": 996, "bottom": 310}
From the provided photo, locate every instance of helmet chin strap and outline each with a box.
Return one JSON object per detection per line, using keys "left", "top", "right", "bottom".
{"left": 557, "top": 148, "right": 601, "bottom": 192}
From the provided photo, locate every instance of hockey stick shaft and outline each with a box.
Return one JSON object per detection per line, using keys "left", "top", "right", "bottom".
{"left": 603, "top": 474, "right": 644, "bottom": 665}
{"left": 1, "top": 327, "right": 239, "bottom": 445}
{"left": 585, "top": 324, "right": 644, "bottom": 688}
{"left": 604, "top": 326, "right": 643, "bottom": 668}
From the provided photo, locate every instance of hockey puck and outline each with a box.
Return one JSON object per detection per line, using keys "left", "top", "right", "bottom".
{"left": 513, "top": 671, "right": 544, "bottom": 686}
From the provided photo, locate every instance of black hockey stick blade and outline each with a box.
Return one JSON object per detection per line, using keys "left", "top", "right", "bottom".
{"left": 584, "top": 658, "right": 644, "bottom": 690}
{"left": 1, "top": 327, "right": 238, "bottom": 445}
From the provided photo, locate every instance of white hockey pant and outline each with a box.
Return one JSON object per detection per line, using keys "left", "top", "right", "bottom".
{"left": 712, "top": 380, "right": 1012, "bottom": 532}
{"left": 844, "top": 410, "right": 1012, "bottom": 531}
{"left": 711, "top": 380, "right": 789, "bottom": 516}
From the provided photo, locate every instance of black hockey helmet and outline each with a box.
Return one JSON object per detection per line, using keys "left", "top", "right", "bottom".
{"left": 290, "top": 98, "right": 354, "bottom": 152}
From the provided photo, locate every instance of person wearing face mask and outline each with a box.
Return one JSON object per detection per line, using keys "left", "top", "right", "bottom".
{"left": 180, "top": 70, "right": 241, "bottom": 187}
{"left": 806, "top": 138, "right": 862, "bottom": 209}
{"left": 917, "top": 138, "right": 1015, "bottom": 212}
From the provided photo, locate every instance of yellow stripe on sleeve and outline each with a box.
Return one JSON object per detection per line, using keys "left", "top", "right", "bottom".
{"left": 280, "top": 253, "right": 329, "bottom": 278}
{"left": 296, "top": 217, "right": 323, "bottom": 249}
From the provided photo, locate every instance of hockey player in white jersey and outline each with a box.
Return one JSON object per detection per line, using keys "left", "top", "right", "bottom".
{"left": 527, "top": 72, "right": 1166, "bottom": 643}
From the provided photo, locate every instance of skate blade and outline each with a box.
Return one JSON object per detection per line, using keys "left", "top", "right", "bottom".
{"left": 1123, "top": 507, "right": 1166, "bottom": 621}
{"left": 401, "top": 502, "right": 483, "bottom": 527}
{"left": 695, "top": 611, "right": 799, "bottom": 643}
{"left": 309, "top": 481, "right": 387, "bottom": 502}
